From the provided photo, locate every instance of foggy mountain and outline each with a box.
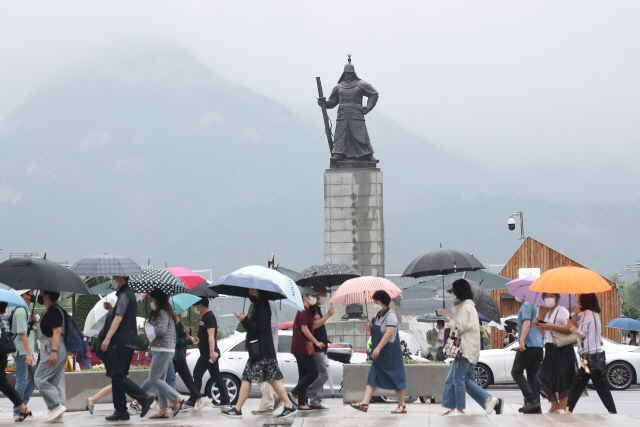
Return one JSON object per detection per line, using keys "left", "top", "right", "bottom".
{"left": 1, "top": 44, "right": 638, "bottom": 278}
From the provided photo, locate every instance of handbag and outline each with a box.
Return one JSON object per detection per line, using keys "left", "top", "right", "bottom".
{"left": 582, "top": 311, "right": 606, "bottom": 374}
{"left": 550, "top": 308, "right": 578, "bottom": 348}
{"left": 443, "top": 327, "right": 462, "bottom": 359}
{"left": 0, "top": 333, "right": 16, "bottom": 354}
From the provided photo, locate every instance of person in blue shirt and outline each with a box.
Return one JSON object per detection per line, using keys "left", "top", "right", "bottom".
{"left": 511, "top": 298, "right": 544, "bottom": 414}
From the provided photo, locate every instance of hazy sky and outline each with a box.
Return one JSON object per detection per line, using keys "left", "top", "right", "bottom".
{"left": 2, "top": 1, "right": 640, "bottom": 198}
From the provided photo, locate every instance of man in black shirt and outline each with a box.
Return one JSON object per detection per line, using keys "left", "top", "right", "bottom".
{"left": 306, "top": 285, "right": 335, "bottom": 411}
{"left": 189, "top": 297, "right": 230, "bottom": 407}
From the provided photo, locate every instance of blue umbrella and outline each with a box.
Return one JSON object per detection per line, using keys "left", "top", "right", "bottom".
{"left": 232, "top": 265, "right": 304, "bottom": 311}
{"left": 0, "top": 289, "right": 29, "bottom": 308}
{"left": 170, "top": 294, "right": 201, "bottom": 314}
{"left": 210, "top": 273, "right": 287, "bottom": 301}
{"left": 478, "top": 312, "right": 492, "bottom": 323}
{"left": 605, "top": 317, "right": 640, "bottom": 331}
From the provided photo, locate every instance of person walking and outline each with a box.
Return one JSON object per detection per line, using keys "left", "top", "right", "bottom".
{"left": 33, "top": 291, "right": 68, "bottom": 423}
{"left": 439, "top": 279, "right": 503, "bottom": 416}
{"left": 534, "top": 292, "right": 576, "bottom": 413}
{"left": 629, "top": 331, "right": 637, "bottom": 346}
{"left": 101, "top": 276, "right": 154, "bottom": 421}
{"left": 567, "top": 294, "right": 617, "bottom": 414}
{"left": 10, "top": 290, "right": 37, "bottom": 419}
{"left": 221, "top": 289, "right": 297, "bottom": 419}
{"left": 432, "top": 320, "right": 446, "bottom": 361}
{"left": 0, "top": 302, "right": 32, "bottom": 422}
{"left": 306, "top": 285, "right": 335, "bottom": 411}
{"left": 191, "top": 297, "right": 231, "bottom": 408}
{"left": 252, "top": 300, "right": 282, "bottom": 416}
{"left": 349, "top": 290, "right": 408, "bottom": 414}
{"left": 288, "top": 288, "right": 324, "bottom": 410}
{"left": 512, "top": 298, "right": 544, "bottom": 413}
{"left": 176, "top": 310, "right": 212, "bottom": 411}
{"left": 145, "top": 289, "right": 184, "bottom": 419}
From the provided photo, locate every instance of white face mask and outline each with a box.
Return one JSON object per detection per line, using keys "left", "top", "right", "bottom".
{"left": 544, "top": 297, "right": 556, "bottom": 308}
{"left": 194, "top": 307, "right": 200, "bottom": 315}
{"left": 149, "top": 301, "right": 157, "bottom": 311}
{"left": 450, "top": 293, "right": 457, "bottom": 301}
{"left": 372, "top": 303, "right": 382, "bottom": 312}
{"left": 111, "top": 278, "right": 119, "bottom": 288}
{"left": 317, "top": 296, "right": 328, "bottom": 305}
{"left": 308, "top": 296, "right": 317, "bottom": 305}
{"left": 515, "top": 297, "right": 522, "bottom": 303}
{"left": 180, "top": 311, "right": 188, "bottom": 318}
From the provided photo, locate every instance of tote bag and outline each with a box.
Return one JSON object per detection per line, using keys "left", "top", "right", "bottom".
{"left": 443, "top": 327, "right": 462, "bottom": 359}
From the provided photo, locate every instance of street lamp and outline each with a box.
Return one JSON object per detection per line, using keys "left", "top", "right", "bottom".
{"left": 508, "top": 211, "right": 525, "bottom": 240}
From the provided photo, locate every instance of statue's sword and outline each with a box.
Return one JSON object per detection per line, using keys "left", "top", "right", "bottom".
{"left": 316, "top": 77, "right": 334, "bottom": 153}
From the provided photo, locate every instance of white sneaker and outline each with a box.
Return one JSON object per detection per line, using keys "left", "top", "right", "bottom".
{"left": 151, "top": 400, "right": 159, "bottom": 411}
{"left": 450, "top": 410, "right": 465, "bottom": 416}
{"left": 44, "top": 405, "right": 66, "bottom": 422}
{"left": 47, "top": 414, "right": 64, "bottom": 424}
{"left": 196, "top": 397, "right": 213, "bottom": 410}
{"left": 485, "top": 397, "right": 499, "bottom": 414}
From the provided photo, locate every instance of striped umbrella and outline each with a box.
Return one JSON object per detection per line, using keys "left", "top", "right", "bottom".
{"left": 329, "top": 276, "right": 402, "bottom": 305}
{"left": 111, "top": 267, "right": 188, "bottom": 295}
{"left": 71, "top": 255, "right": 144, "bottom": 277}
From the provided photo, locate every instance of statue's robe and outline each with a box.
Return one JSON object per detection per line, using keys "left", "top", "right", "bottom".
{"left": 326, "top": 79, "right": 379, "bottom": 159}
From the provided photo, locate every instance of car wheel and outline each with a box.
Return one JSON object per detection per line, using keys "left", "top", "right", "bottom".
{"left": 419, "top": 396, "right": 437, "bottom": 403}
{"left": 205, "top": 373, "right": 241, "bottom": 405}
{"left": 379, "top": 395, "right": 417, "bottom": 404}
{"left": 605, "top": 361, "right": 634, "bottom": 390}
{"left": 474, "top": 364, "right": 493, "bottom": 389}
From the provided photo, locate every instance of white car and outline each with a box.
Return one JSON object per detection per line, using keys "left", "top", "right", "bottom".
{"left": 175, "top": 331, "right": 367, "bottom": 404}
{"left": 472, "top": 339, "right": 640, "bottom": 390}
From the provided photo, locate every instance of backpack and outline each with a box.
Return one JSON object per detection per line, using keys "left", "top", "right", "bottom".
{"left": 7, "top": 307, "right": 30, "bottom": 356}
{"left": 54, "top": 306, "right": 89, "bottom": 354}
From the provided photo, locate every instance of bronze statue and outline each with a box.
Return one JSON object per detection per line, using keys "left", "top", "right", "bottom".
{"left": 317, "top": 56, "right": 379, "bottom": 164}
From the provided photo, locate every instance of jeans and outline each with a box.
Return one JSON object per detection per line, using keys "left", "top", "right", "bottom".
{"left": 193, "top": 355, "right": 229, "bottom": 405}
{"left": 442, "top": 357, "right": 490, "bottom": 410}
{"left": 141, "top": 351, "right": 176, "bottom": 392}
{"left": 511, "top": 347, "right": 543, "bottom": 404}
{"left": 105, "top": 346, "right": 149, "bottom": 414}
{"left": 34, "top": 339, "right": 67, "bottom": 410}
{"left": 148, "top": 351, "right": 180, "bottom": 409}
{"left": 307, "top": 352, "right": 329, "bottom": 406}
{"left": 13, "top": 354, "right": 36, "bottom": 414}
{"left": 567, "top": 368, "right": 617, "bottom": 414}
{"left": 175, "top": 359, "right": 201, "bottom": 404}
{"left": 291, "top": 354, "right": 319, "bottom": 407}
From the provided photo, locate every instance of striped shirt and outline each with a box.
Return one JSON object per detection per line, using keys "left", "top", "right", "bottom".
{"left": 0, "top": 315, "right": 10, "bottom": 335}
{"left": 576, "top": 310, "right": 603, "bottom": 355}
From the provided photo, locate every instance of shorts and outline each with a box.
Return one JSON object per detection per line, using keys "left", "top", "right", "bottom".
{"left": 241, "top": 358, "right": 283, "bottom": 383}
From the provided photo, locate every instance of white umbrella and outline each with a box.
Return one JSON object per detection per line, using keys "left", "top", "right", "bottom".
{"left": 83, "top": 292, "right": 143, "bottom": 337}
{"left": 231, "top": 265, "right": 304, "bottom": 311}
{"left": 487, "top": 314, "right": 518, "bottom": 331}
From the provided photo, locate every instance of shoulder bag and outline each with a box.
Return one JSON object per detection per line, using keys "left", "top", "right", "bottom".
{"left": 583, "top": 312, "right": 606, "bottom": 374}
{"left": 550, "top": 307, "right": 578, "bottom": 348}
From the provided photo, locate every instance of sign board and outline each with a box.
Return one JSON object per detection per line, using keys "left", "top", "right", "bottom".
{"left": 519, "top": 268, "right": 541, "bottom": 279}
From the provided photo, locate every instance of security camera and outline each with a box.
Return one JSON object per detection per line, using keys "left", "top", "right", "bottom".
{"left": 508, "top": 217, "right": 516, "bottom": 231}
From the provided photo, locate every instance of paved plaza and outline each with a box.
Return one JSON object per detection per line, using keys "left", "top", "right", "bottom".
{"left": 1, "top": 391, "right": 639, "bottom": 426}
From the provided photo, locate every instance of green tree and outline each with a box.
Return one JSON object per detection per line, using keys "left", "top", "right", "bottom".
{"left": 617, "top": 272, "right": 640, "bottom": 308}
{"left": 622, "top": 302, "right": 640, "bottom": 320}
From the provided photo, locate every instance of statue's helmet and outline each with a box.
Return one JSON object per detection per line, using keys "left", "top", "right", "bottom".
{"left": 338, "top": 55, "right": 360, "bottom": 83}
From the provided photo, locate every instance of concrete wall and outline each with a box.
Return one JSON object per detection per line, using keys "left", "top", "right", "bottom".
{"left": 64, "top": 369, "right": 151, "bottom": 411}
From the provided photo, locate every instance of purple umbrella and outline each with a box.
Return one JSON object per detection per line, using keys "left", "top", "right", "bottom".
{"left": 506, "top": 277, "right": 578, "bottom": 308}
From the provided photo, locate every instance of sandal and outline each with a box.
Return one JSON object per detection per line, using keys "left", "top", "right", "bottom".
{"left": 15, "top": 409, "right": 32, "bottom": 422}
{"left": 173, "top": 398, "right": 185, "bottom": 417}
{"left": 149, "top": 412, "right": 169, "bottom": 419}
{"left": 391, "top": 405, "right": 407, "bottom": 414}
{"left": 86, "top": 398, "right": 94, "bottom": 415}
{"left": 350, "top": 402, "right": 369, "bottom": 412}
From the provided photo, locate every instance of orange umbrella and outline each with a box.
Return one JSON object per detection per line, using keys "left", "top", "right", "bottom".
{"left": 529, "top": 262, "right": 612, "bottom": 294}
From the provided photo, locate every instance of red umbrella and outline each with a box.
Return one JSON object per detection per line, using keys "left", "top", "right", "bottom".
{"left": 165, "top": 267, "right": 206, "bottom": 289}
{"left": 329, "top": 276, "right": 402, "bottom": 305}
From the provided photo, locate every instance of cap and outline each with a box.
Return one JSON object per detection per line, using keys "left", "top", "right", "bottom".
{"left": 12, "top": 289, "right": 31, "bottom": 296}
{"left": 298, "top": 286, "right": 320, "bottom": 296}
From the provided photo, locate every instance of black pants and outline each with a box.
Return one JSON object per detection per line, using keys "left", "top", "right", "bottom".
{"left": 435, "top": 348, "right": 445, "bottom": 362}
{"left": 193, "top": 355, "right": 229, "bottom": 405}
{"left": 174, "top": 358, "right": 201, "bottom": 404}
{"left": 0, "top": 353, "right": 23, "bottom": 408}
{"left": 291, "top": 354, "right": 318, "bottom": 406}
{"left": 511, "top": 346, "right": 543, "bottom": 404}
{"left": 105, "top": 346, "right": 149, "bottom": 414}
{"left": 567, "top": 368, "right": 617, "bottom": 414}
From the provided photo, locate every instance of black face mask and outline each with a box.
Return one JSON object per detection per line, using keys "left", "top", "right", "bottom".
{"left": 26, "top": 294, "right": 35, "bottom": 304}
{"left": 248, "top": 295, "right": 258, "bottom": 303}
{"left": 37, "top": 295, "right": 45, "bottom": 305}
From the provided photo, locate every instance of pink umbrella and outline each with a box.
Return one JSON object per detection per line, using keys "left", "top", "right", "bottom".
{"left": 506, "top": 277, "right": 578, "bottom": 308}
{"left": 165, "top": 267, "right": 206, "bottom": 289}
{"left": 329, "top": 276, "right": 402, "bottom": 305}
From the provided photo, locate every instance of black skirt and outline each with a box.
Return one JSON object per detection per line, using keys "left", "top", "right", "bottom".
{"left": 538, "top": 343, "right": 577, "bottom": 398}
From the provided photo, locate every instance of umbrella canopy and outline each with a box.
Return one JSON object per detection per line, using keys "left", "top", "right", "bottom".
{"left": 278, "top": 321, "right": 294, "bottom": 330}
{"left": 165, "top": 267, "right": 206, "bottom": 289}
{"left": 0, "top": 289, "right": 29, "bottom": 308}
{"left": 424, "top": 276, "right": 500, "bottom": 323}
{"left": 89, "top": 280, "right": 111, "bottom": 296}
{"left": 417, "top": 313, "right": 446, "bottom": 322}
{"left": 83, "top": 291, "right": 144, "bottom": 336}
{"left": 71, "top": 255, "right": 144, "bottom": 277}
{"left": 210, "top": 273, "right": 287, "bottom": 301}
{"left": 506, "top": 277, "right": 578, "bottom": 308}
{"left": 187, "top": 282, "right": 219, "bottom": 299}
{"left": 170, "top": 294, "right": 202, "bottom": 314}
{"left": 295, "top": 263, "right": 362, "bottom": 290}
{"left": 0, "top": 257, "right": 91, "bottom": 294}
{"left": 488, "top": 314, "right": 518, "bottom": 331}
{"left": 605, "top": 318, "right": 640, "bottom": 331}
{"left": 529, "top": 263, "right": 612, "bottom": 295}
{"left": 113, "top": 267, "right": 188, "bottom": 295}
{"left": 478, "top": 312, "right": 492, "bottom": 323}
{"left": 231, "top": 265, "right": 304, "bottom": 311}
{"left": 329, "top": 276, "right": 402, "bottom": 305}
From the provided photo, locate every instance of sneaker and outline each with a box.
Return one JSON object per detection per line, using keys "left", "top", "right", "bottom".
{"left": 214, "top": 401, "right": 231, "bottom": 407}
{"left": 518, "top": 399, "right": 528, "bottom": 413}
{"left": 180, "top": 403, "right": 194, "bottom": 412}
{"left": 140, "top": 395, "right": 156, "bottom": 418}
{"left": 450, "top": 410, "right": 465, "bottom": 416}
{"left": 485, "top": 397, "right": 499, "bottom": 414}
{"left": 277, "top": 406, "right": 298, "bottom": 418}
{"left": 308, "top": 405, "right": 329, "bottom": 411}
{"left": 251, "top": 409, "right": 274, "bottom": 415}
{"left": 44, "top": 405, "right": 66, "bottom": 422}
{"left": 221, "top": 407, "right": 242, "bottom": 418}
{"left": 441, "top": 409, "right": 455, "bottom": 416}
{"left": 46, "top": 414, "right": 64, "bottom": 424}
{"left": 495, "top": 398, "right": 504, "bottom": 415}
{"left": 522, "top": 402, "right": 541, "bottom": 414}
{"left": 105, "top": 411, "right": 130, "bottom": 421}
{"left": 196, "top": 397, "right": 213, "bottom": 410}
{"left": 129, "top": 401, "right": 142, "bottom": 413}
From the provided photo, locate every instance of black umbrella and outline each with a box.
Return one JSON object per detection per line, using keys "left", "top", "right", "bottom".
{"left": 187, "top": 282, "right": 219, "bottom": 299}
{"left": 402, "top": 246, "right": 485, "bottom": 308}
{"left": 295, "top": 263, "right": 362, "bottom": 289}
{"left": 433, "top": 276, "right": 500, "bottom": 323}
{"left": 110, "top": 267, "right": 188, "bottom": 295}
{"left": 0, "top": 257, "right": 92, "bottom": 294}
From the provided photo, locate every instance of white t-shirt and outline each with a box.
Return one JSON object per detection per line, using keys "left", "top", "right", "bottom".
{"left": 436, "top": 327, "right": 445, "bottom": 349}
{"left": 543, "top": 305, "right": 570, "bottom": 344}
